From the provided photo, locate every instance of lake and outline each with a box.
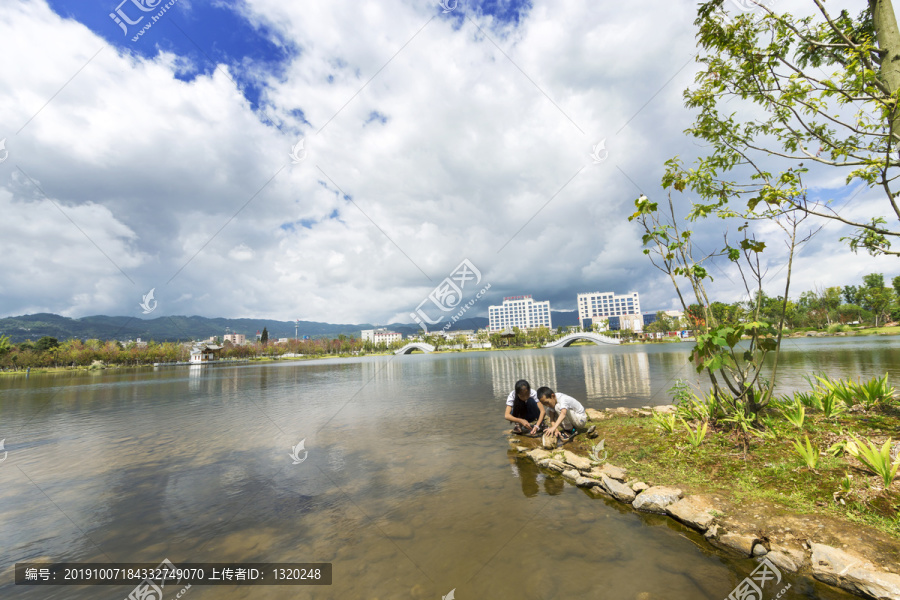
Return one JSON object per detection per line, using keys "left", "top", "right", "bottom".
{"left": 3, "top": 336, "right": 898, "bottom": 599}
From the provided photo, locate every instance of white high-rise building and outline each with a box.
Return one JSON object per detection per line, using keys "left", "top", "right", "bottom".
{"left": 488, "top": 295, "right": 552, "bottom": 332}
{"left": 577, "top": 291, "right": 641, "bottom": 328}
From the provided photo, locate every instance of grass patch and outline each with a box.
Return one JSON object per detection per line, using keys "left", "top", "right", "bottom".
{"left": 569, "top": 412, "right": 900, "bottom": 538}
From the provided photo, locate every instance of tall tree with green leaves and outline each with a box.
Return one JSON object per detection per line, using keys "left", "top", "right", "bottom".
{"left": 860, "top": 272, "right": 897, "bottom": 325}
{"left": 34, "top": 336, "right": 59, "bottom": 353}
{"left": 667, "top": 0, "right": 900, "bottom": 256}
{"left": 260, "top": 327, "right": 269, "bottom": 344}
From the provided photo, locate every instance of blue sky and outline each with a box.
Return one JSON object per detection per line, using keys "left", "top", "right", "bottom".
{"left": 0, "top": 0, "right": 896, "bottom": 325}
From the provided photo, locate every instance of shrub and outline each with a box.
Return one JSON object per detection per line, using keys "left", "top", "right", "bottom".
{"left": 681, "top": 419, "right": 709, "bottom": 449}
{"left": 846, "top": 436, "right": 900, "bottom": 488}
{"left": 815, "top": 375, "right": 857, "bottom": 407}
{"left": 652, "top": 411, "right": 677, "bottom": 434}
{"left": 791, "top": 436, "right": 819, "bottom": 469}
{"left": 780, "top": 399, "right": 805, "bottom": 430}
{"left": 849, "top": 374, "right": 895, "bottom": 410}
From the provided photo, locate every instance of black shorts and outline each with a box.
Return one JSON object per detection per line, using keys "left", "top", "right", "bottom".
{"left": 511, "top": 397, "right": 541, "bottom": 423}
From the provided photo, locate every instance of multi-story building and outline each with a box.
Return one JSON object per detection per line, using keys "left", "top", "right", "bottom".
{"left": 361, "top": 328, "right": 402, "bottom": 345}
{"left": 223, "top": 333, "right": 246, "bottom": 345}
{"left": 577, "top": 291, "right": 641, "bottom": 329}
{"left": 488, "top": 295, "right": 552, "bottom": 332}
{"left": 441, "top": 329, "right": 480, "bottom": 342}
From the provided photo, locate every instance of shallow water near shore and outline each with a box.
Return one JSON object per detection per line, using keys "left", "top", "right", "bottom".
{"left": 2, "top": 337, "right": 897, "bottom": 599}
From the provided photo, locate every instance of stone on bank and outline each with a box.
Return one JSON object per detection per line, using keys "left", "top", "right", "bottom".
{"left": 632, "top": 486, "right": 683, "bottom": 513}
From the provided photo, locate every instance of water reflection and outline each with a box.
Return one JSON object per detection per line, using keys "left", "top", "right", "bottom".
{"left": 188, "top": 364, "right": 202, "bottom": 391}
{"left": 0, "top": 339, "right": 881, "bottom": 600}
{"left": 490, "top": 353, "right": 557, "bottom": 397}
{"left": 582, "top": 351, "right": 651, "bottom": 403}
{"left": 508, "top": 454, "right": 566, "bottom": 498}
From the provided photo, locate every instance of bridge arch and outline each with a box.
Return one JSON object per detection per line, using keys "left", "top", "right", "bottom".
{"left": 543, "top": 332, "right": 620, "bottom": 348}
{"left": 394, "top": 342, "right": 436, "bottom": 355}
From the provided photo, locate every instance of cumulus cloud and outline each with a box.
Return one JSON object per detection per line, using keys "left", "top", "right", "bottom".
{"left": 0, "top": 0, "right": 890, "bottom": 325}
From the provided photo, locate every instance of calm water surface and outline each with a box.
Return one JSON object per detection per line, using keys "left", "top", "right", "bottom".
{"left": 2, "top": 337, "right": 897, "bottom": 599}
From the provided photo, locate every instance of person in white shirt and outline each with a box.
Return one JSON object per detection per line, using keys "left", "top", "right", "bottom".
{"left": 504, "top": 379, "right": 546, "bottom": 436}
{"left": 537, "top": 387, "right": 587, "bottom": 441}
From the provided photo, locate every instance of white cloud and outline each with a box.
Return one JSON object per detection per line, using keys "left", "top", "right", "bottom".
{"left": 0, "top": 0, "right": 893, "bottom": 326}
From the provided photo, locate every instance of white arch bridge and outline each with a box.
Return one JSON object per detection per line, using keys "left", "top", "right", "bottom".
{"left": 394, "top": 343, "right": 436, "bottom": 355}
{"left": 543, "top": 332, "right": 620, "bottom": 348}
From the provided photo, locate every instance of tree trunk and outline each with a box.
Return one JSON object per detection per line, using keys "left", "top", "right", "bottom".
{"left": 871, "top": 0, "right": 900, "bottom": 140}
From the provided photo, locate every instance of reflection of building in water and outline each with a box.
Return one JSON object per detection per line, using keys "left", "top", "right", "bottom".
{"left": 582, "top": 352, "right": 651, "bottom": 402}
{"left": 188, "top": 364, "right": 202, "bottom": 391}
{"left": 490, "top": 354, "right": 557, "bottom": 397}
{"left": 359, "top": 359, "right": 403, "bottom": 382}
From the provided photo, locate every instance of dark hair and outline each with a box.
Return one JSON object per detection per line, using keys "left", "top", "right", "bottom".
{"left": 514, "top": 380, "right": 531, "bottom": 396}
{"left": 536, "top": 386, "right": 554, "bottom": 400}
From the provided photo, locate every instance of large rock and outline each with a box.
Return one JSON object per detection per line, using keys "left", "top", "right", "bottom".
{"left": 766, "top": 551, "right": 800, "bottom": 573}
{"left": 585, "top": 408, "right": 606, "bottom": 421}
{"left": 527, "top": 448, "right": 552, "bottom": 461}
{"left": 542, "top": 434, "right": 558, "bottom": 450}
{"left": 768, "top": 545, "right": 806, "bottom": 573}
{"left": 562, "top": 450, "right": 592, "bottom": 472}
{"left": 537, "top": 458, "right": 551, "bottom": 468}
{"left": 810, "top": 543, "right": 861, "bottom": 582}
{"left": 631, "top": 481, "right": 649, "bottom": 492}
{"left": 601, "top": 475, "right": 636, "bottom": 502}
{"left": 547, "top": 459, "right": 565, "bottom": 472}
{"left": 575, "top": 476, "right": 599, "bottom": 488}
{"left": 591, "top": 463, "right": 627, "bottom": 481}
{"left": 561, "top": 469, "right": 580, "bottom": 481}
{"left": 712, "top": 533, "right": 758, "bottom": 556}
{"left": 653, "top": 405, "right": 676, "bottom": 413}
{"left": 810, "top": 543, "right": 900, "bottom": 599}
{"left": 632, "top": 486, "right": 683, "bottom": 513}
{"left": 666, "top": 496, "right": 717, "bottom": 532}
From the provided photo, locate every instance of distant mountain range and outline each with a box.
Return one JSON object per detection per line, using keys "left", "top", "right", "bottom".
{"left": 0, "top": 311, "right": 581, "bottom": 343}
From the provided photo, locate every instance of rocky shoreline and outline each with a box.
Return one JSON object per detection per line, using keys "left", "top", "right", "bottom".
{"left": 510, "top": 405, "right": 900, "bottom": 600}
